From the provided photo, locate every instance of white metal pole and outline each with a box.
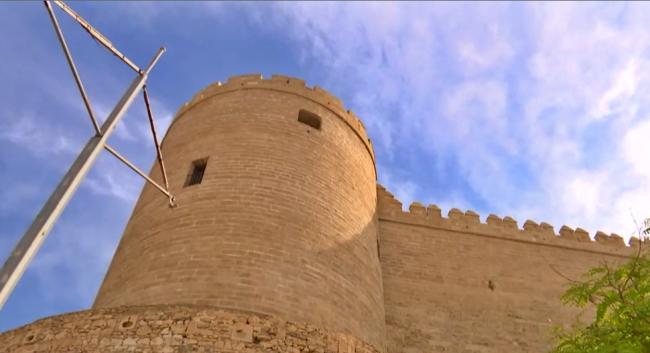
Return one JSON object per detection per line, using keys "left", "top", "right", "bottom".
{"left": 0, "top": 47, "right": 165, "bottom": 311}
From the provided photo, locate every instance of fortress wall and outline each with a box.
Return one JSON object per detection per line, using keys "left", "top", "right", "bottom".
{"left": 0, "top": 305, "right": 379, "bottom": 353}
{"left": 6, "top": 72, "right": 637, "bottom": 353}
{"left": 377, "top": 185, "right": 636, "bottom": 353}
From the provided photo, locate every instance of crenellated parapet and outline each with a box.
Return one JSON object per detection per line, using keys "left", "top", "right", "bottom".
{"left": 377, "top": 184, "right": 638, "bottom": 257}
{"left": 169, "top": 74, "right": 375, "bottom": 162}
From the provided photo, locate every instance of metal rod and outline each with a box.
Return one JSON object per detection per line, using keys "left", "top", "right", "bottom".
{"left": 0, "top": 47, "right": 165, "bottom": 311}
{"left": 51, "top": 1, "right": 142, "bottom": 74}
{"left": 142, "top": 86, "right": 170, "bottom": 190}
{"left": 44, "top": 1, "right": 101, "bottom": 135}
{"left": 103, "top": 144, "right": 173, "bottom": 199}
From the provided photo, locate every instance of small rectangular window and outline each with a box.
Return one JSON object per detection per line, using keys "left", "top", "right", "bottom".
{"left": 185, "top": 158, "right": 208, "bottom": 187}
{"left": 298, "top": 109, "right": 321, "bottom": 130}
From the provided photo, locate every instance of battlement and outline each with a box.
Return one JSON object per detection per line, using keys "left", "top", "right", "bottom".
{"left": 169, "top": 74, "right": 374, "bottom": 162}
{"left": 377, "top": 184, "right": 639, "bottom": 257}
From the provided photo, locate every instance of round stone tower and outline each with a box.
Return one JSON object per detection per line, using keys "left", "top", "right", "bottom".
{"left": 94, "top": 73, "right": 385, "bottom": 347}
{"left": 0, "top": 74, "right": 385, "bottom": 353}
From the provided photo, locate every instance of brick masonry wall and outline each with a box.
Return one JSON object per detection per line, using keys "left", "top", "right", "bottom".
{"left": 93, "top": 75, "right": 386, "bottom": 351}
{"left": 377, "top": 185, "right": 636, "bottom": 353}
{"left": 0, "top": 305, "right": 379, "bottom": 353}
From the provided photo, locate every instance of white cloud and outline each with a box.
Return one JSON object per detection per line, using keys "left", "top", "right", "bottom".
{"left": 131, "top": 97, "right": 174, "bottom": 142}
{"left": 623, "top": 120, "right": 650, "bottom": 178}
{"left": 378, "top": 167, "right": 418, "bottom": 210}
{"left": 514, "top": 3, "right": 650, "bottom": 238}
{"left": 0, "top": 113, "right": 78, "bottom": 157}
{"left": 441, "top": 80, "right": 508, "bottom": 139}
{"left": 16, "top": 1, "right": 642, "bottom": 244}
{"left": 83, "top": 154, "right": 143, "bottom": 203}
{"left": 29, "top": 214, "right": 124, "bottom": 305}
{"left": 261, "top": 2, "right": 650, "bottom": 241}
{"left": 0, "top": 182, "right": 41, "bottom": 213}
{"left": 592, "top": 60, "right": 639, "bottom": 120}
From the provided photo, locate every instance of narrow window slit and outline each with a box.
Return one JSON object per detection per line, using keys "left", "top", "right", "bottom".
{"left": 298, "top": 109, "right": 321, "bottom": 130}
{"left": 185, "top": 158, "right": 208, "bottom": 187}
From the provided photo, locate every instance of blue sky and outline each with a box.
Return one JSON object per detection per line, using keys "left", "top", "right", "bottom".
{"left": 1, "top": 2, "right": 650, "bottom": 331}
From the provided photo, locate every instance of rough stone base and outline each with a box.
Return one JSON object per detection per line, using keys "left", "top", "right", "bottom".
{"left": 0, "top": 305, "right": 380, "bottom": 353}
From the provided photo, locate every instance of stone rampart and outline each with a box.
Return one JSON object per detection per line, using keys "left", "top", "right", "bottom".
{"left": 0, "top": 305, "right": 379, "bottom": 353}
{"left": 377, "top": 184, "right": 637, "bottom": 353}
{"left": 377, "top": 184, "right": 636, "bottom": 257}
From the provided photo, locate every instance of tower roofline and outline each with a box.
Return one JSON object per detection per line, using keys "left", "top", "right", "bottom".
{"left": 168, "top": 74, "right": 376, "bottom": 169}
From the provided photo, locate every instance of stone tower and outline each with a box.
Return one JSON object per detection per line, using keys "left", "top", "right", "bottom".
{"left": 95, "top": 73, "right": 386, "bottom": 349}
{"left": 0, "top": 74, "right": 386, "bottom": 353}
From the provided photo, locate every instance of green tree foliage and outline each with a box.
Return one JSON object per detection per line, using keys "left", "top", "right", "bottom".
{"left": 551, "top": 219, "right": 650, "bottom": 353}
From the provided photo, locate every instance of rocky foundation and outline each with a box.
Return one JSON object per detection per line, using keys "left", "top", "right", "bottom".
{"left": 0, "top": 305, "right": 379, "bottom": 353}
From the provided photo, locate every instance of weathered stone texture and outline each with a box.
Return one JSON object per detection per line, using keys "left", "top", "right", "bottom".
{"left": 0, "top": 305, "right": 379, "bottom": 353}
{"left": 93, "top": 75, "right": 385, "bottom": 350}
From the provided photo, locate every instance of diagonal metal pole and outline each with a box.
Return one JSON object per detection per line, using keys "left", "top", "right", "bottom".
{"left": 51, "top": 0, "right": 142, "bottom": 74}
{"left": 103, "top": 144, "right": 174, "bottom": 202}
{"left": 44, "top": 0, "right": 101, "bottom": 135}
{"left": 0, "top": 47, "right": 165, "bottom": 311}
{"left": 142, "top": 86, "right": 170, "bottom": 191}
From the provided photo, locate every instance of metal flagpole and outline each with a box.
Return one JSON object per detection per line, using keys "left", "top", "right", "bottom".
{"left": 0, "top": 47, "right": 166, "bottom": 310}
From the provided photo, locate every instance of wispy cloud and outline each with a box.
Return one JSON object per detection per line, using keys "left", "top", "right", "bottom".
{"left": 259, "top": 2, "right": 650, "bottom": 239}
{"left": 0, "top": 112, "right": 78, "bottom": 157}
{"left": 83, "top": 158, "right": 143, "bottom": 204}
{"left": 30, "top": 219, "right": 120, "bottom": 305}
